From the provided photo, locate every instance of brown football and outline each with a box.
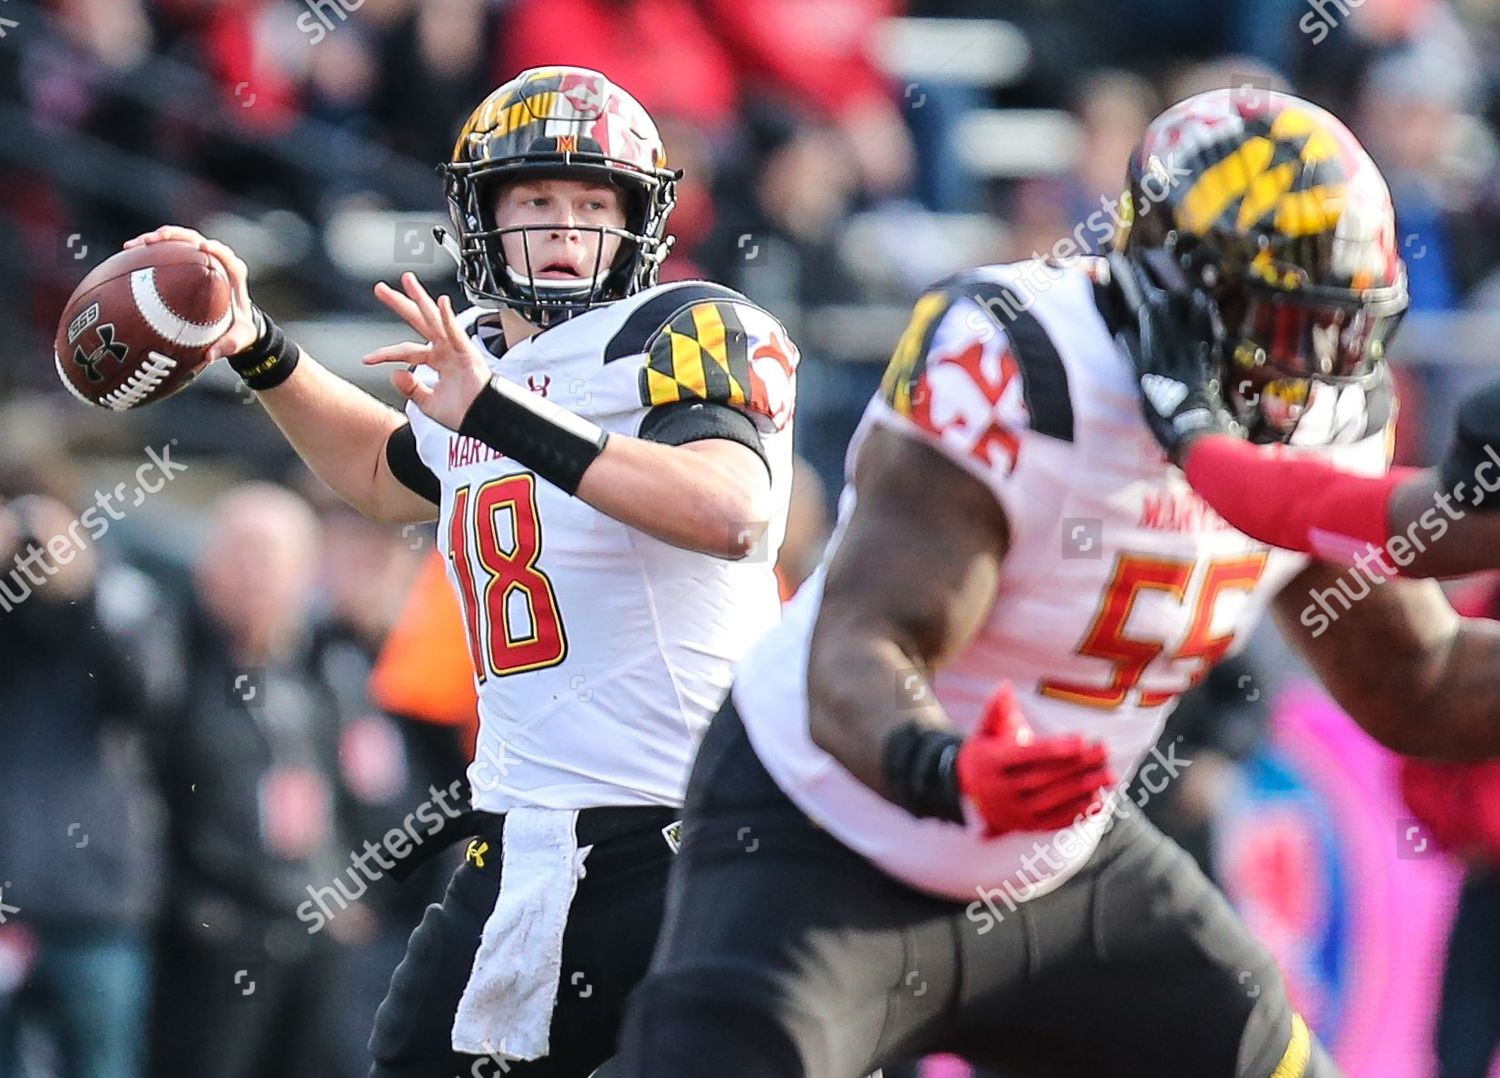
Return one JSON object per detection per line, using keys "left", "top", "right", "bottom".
{"left": 54, "top": 240, "right": 233, "bottom": 411}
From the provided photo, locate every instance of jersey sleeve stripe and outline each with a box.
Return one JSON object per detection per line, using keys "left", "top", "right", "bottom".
{"left": 712, "top": 300, "right": 753, "bottom": 405}
{"left": 961, "top": 280, "right": 1075, "bottom": 443}
{"left": 673, "top": 320, "right": 710, "bottom": 398}
{"left": 880, "top": 290, "right": 954, "bottom": 417}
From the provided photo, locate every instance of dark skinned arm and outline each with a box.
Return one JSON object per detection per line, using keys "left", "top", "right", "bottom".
{"left": 1274, "top": 562, "right": 1500, "bottom": 758}
{"left": 1385, "top": 470, "right": 1500, "bottom": 578}
{"left": 806, "top": 426, "right": 1010, "bottom": 794}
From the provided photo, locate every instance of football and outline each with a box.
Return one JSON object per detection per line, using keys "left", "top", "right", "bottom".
{"left": 54, "top": 240, "right": 233, "bottom": 411}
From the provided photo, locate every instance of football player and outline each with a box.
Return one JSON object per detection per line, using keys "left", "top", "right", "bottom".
{"left": 1125, "top": 287, "right": 1500, "bottom": 579}
{"left": 614, "top": 90, "right": 1500, "bottom": 1077}
{"left": 126, "top": 67, "right": 799, "bottom": 1077}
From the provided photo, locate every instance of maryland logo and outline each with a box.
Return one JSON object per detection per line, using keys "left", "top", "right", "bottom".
{"left": 641, "top": 302, "right": 798, "bottom": 429}
{"left": 72, "top": 323, "right": 128, "bottom": 383}
{"left": 1176, "top": 107, "right": 1345, "bottom": 239}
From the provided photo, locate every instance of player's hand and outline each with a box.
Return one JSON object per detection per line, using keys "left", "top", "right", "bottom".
{"left": 121, "top": 225, "right": 258, "bottom": 361}
{"left": 955, "top": 682, "right": 1114, "bottom": 838}
{"left": 364, "top": 273, "right": 490, "bottom": 431}
{"left": 1109, "top": 252, "right": 1238, "bottom": 463}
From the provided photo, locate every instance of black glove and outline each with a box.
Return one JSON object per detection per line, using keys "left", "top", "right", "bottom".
{"left": 1108, "top": 252, "right": 1238, "bottom": 462}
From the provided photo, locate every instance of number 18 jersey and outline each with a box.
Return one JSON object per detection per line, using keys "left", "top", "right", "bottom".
{"left": 407, "top": 280, "right": 799, "bottom": 813}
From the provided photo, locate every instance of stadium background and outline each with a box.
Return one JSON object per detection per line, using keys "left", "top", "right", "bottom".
{"left": 2, "top": 0, "right": 1500, "bottom": 1075}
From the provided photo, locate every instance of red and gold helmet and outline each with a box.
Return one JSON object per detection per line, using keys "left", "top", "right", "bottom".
{"left": 443, "top": 66, "right": 679, "bottom": 324}
{"left": 1117, "top": 88, "right": 1407, "bottom": 440}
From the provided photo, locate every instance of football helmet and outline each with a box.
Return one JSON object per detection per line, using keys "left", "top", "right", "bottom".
{"left": 442, "top": 67, "right": 679, "bottom": 325}
{"left": 1116, "top": 88, "right": 1408, "bottom": 442}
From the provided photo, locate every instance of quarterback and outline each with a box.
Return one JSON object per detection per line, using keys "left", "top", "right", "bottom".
{"left": 617, "top": 90, "right": 1500, "bottom": 1076}
{"left": 128, "top": 68, "right": 798, "bottom": 1077}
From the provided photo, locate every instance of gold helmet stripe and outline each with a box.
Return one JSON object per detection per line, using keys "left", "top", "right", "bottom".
{"left": 1179, "top": 135, "right": 1275, "bottom": 234}
{"left": 1236, "top": 160, "right": 1298, "bottom": 232}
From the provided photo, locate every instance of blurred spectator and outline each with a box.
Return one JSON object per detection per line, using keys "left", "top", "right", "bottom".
{"left": 703, "top": 0, "right": 915, "bottom": 199}
{"left": 369, "top": 551, "right": 480, "bottom": 754}
{"left": 149, "top": 483, "right": 344, "bottom": 1078}
{"left": 372, "top": 0, "right": 498, "bottom": 165}
{"left": 1356, "top": 35, "right": 1500, "bottom": 460}
{"left": 303, "top": 505, "right": 461, "bottom": 1078}
{"left": 701, "top": 100, "right": 873, "bottom": 502}
{"left": 501, "top": 0, "right": 739, "bottom": 134}
{"left": 0, "top": 491, "right": 173, "bottom": 1078}
{"left": 1134, "top": 655, "right": 1270, "bottom": 880}
{"left": 774, "top": 457, "right": 831, "bottom": 601}
{"left": 1400, "top": 576, "right": 1500, "bottom": 1078}
{"left": 1065, "top": 70, "right": 1157, "bottom": 247}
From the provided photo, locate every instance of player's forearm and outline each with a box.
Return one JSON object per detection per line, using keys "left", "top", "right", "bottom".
{"left": 1420, "top": 619, "right": 1500, "bottom": 758}
{"left": 807, "top": 614, "right": 951, "bottom": 795}
{"left": 1182, "top": 434, "right": 1412, "bottom": 561}
{"left": 575, "top": 437, "right": 770, "bottom": 559}
{"left": 251, "top": 354, "right": 410, "bottom": 520}
{"left": 1278, "top": 565, "right": 1500, "bottom": 758}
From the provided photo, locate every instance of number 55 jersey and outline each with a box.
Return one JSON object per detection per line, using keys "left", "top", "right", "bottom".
{"left": 733, "top": 259, "right": 1391, "bottom": 901}
{"left": 406, "top": 280, "right": 798, "bottom": 813}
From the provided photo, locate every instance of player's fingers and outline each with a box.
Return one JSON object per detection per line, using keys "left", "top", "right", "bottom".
{"left": 374, "top": 281, "right": 427, "bottom": 335}
{"left": 401, "top": 272, "right": 444, "bottom": 335}
{"left": 1028, "top": 801, "right": 1107, "bottom": 832}
{"left": 391, "top": 368, "right": 432, "bottom": 406}
{"left": 198, "top": 238, "right": 249, "bottom": 286}
{"left": 1001, "top": 739, "right": 1106, "bottom": 773}
{"left": 975, "top": 680, "right": 1026, "bottom": 740}
{"left": 1025, "top": 774, "right": 1114, "bottom": 819}
{"left": 437, "top": 294, "right": 470, "bottom": 354}
{"left": 1011, "top": 757, "right": 1114, "bottom": 798}
{"left": 123, "top": 225, "right": 206, "bottom": 250}
{"left": 363, "top": 342, "right": 428, "bottom": 367}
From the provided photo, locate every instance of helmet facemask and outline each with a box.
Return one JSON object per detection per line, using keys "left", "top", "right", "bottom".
{"left": 444, "top": 160, "right": 677, "bottom": 327}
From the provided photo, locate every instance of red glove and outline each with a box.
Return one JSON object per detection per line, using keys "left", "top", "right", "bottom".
{"left": 955, "top": 682, "right": 1115, "bottom": 837}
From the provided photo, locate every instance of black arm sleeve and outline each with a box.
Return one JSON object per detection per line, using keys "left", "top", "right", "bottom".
{"left": 637, "top": 400, "right": 770, "bottom": 477}
{"left": 384, "top": 423, "right": 441, "bottom": 505}
{"left": 1439, "top": 380, "right": 1500, "bottom": 509}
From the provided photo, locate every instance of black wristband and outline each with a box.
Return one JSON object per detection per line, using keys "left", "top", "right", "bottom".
{"left": 881, "top": 722, "right": 965, "bottom": 823}
{"left": 1439, "top": 382, "right": 1500, "bottom": 510}
{"left": 228, "top": 307, "right": 301, "bottom": 391}
{"left": 459, "top": 376, "right": 609, "bottom": 496}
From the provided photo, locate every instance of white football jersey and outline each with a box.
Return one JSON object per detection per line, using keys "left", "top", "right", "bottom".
{"left": 735, "top": 259, "right": 1391, "bottom": 901}
{"left": 407, "top": 280, "right": 799, "bottom": 812}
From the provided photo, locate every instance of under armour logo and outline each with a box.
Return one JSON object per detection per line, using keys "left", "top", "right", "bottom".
{"left": 73, "top": 324, "right": 128, "bottom": 383}
{"left": 527, "top": 374, "right": 551, "bottom": 397}
{"left": 466, "top": 839, "right": 490, "bottom": 868}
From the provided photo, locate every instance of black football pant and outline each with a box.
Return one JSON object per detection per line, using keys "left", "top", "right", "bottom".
{"left": 370, "top": 806, "right": 678, "bottom": 1078}
{"left": 617, "top": 699, "right": 1341, "bottom": 1078}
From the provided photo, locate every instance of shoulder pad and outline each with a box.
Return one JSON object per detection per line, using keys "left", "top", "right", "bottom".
{"left": 602, "top": 281, "right": 750, "bottom": 365}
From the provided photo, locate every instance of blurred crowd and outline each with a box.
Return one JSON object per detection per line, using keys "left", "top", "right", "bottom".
{"left": 5, "top": 0, "right": 1500, "bottom": 1076}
